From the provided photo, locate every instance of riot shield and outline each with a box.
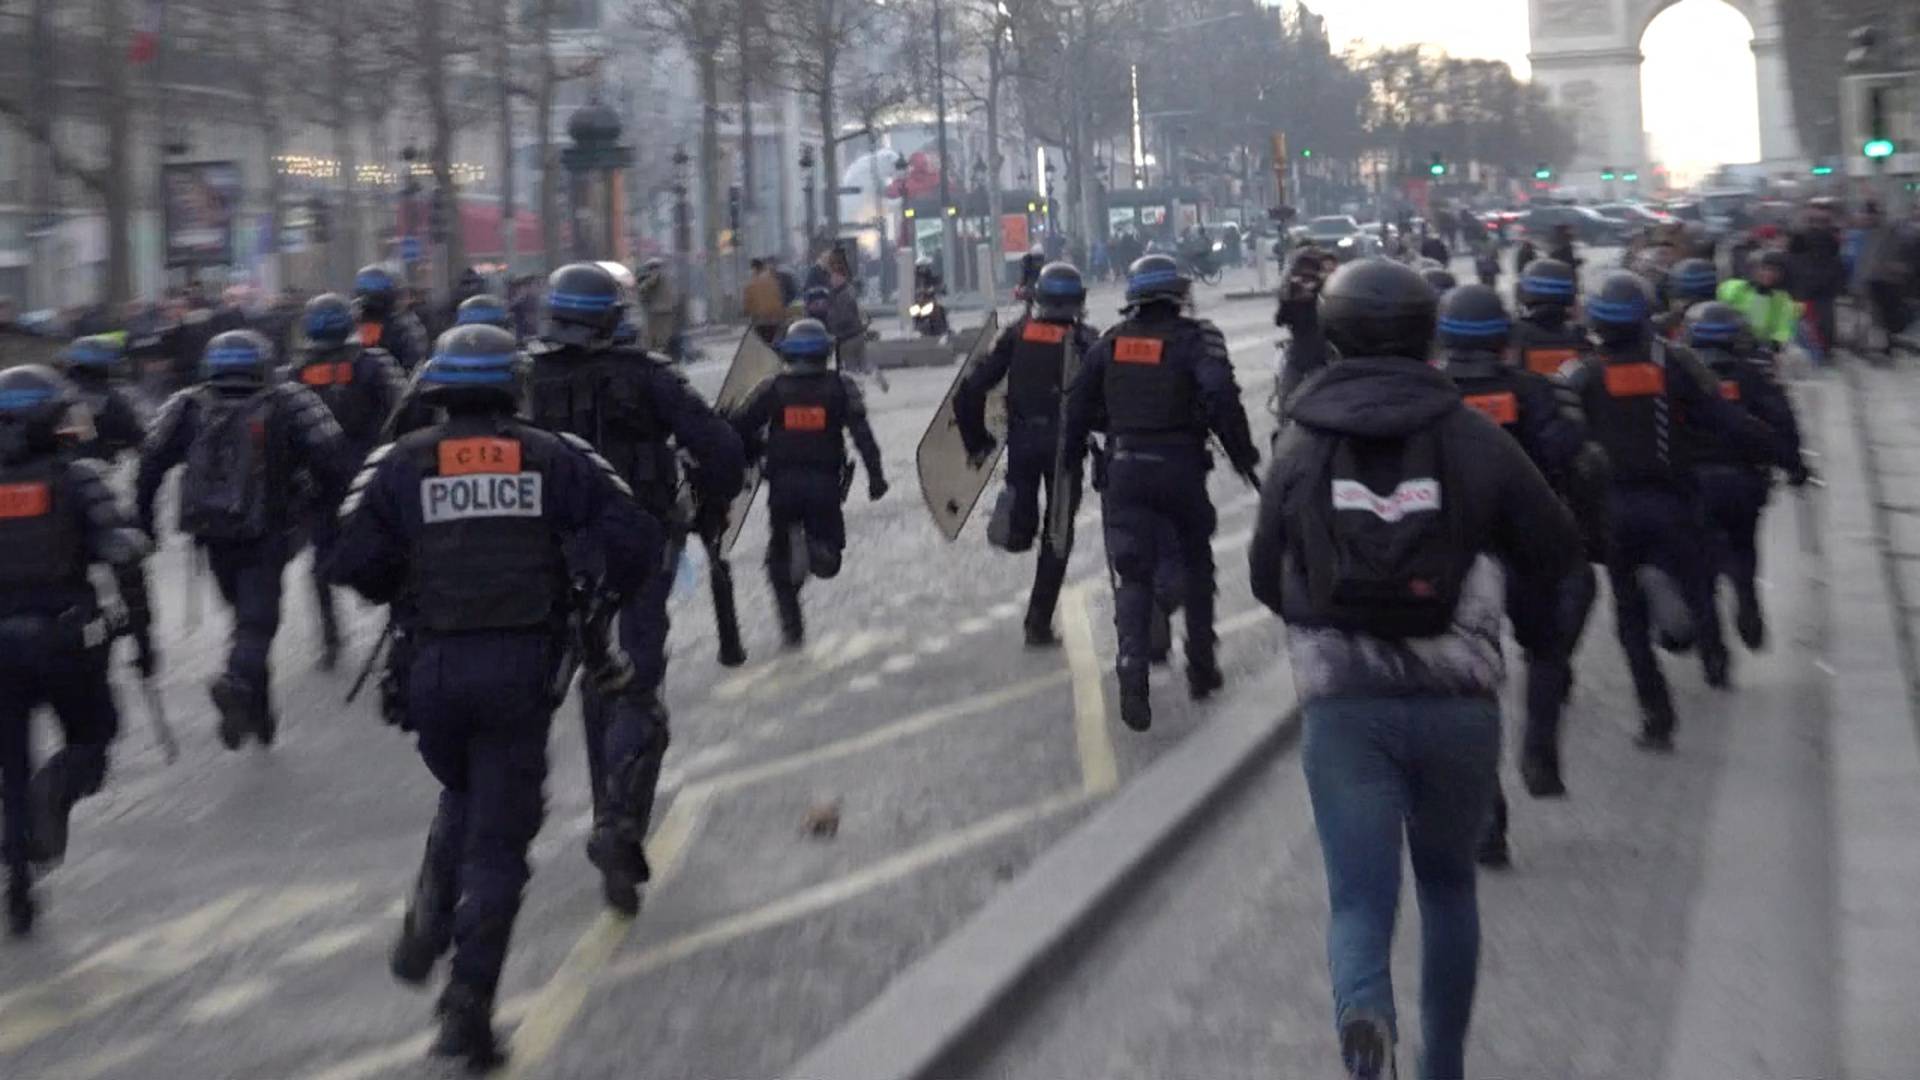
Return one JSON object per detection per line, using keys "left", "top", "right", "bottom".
{"left": 1044, "top": 327, "right": 1085, "bottom": 554}
{"left": 716, "top": 330, "right": 787, "bottom": 555}
{"left": 916, "top": 311, "right": 1004, "bottom": 542}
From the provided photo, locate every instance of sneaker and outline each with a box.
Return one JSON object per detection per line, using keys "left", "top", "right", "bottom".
{"left": 430, "top": 983, "right": 506, "bottom": 1073}
{"left": 585, "top": 826, "right": 648, "bottom": 918}
{"left": 1338, "top": 1013, "right": 1397, "bottom": 1079}
{"left": 26, "top": 762, "right": 70, "bottom": 865}
{"left": 210, "top": 675, "right": 252, "bottom": 751}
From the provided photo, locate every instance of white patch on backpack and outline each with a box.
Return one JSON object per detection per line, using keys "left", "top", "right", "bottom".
{"left": 421, "top": 473, "right": 544, "bottom": 523}
{"left": 1330, "top": 478, "right": 1442, "bottom": 523}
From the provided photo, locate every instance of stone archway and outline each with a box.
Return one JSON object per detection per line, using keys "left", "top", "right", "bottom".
{"left": 1528, "top": 0, "right": 1801, "bottom": 184}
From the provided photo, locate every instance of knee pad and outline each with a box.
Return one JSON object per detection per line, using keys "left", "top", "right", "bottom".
{"left": 809, "top": 542, "right": 843, "bottom": 580}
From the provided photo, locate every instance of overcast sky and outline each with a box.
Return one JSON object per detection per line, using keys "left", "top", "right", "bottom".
{"left": 1313, "top": 0, "right": 1763, "bottom": 170}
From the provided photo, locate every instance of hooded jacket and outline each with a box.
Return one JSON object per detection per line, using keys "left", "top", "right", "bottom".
{"left": 1249, "top": 357, "right": 1580, "bottom": 703}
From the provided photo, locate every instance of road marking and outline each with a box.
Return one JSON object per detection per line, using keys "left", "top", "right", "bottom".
{"left": 300, "top": 996, "right": 535, "bottom": 1080}
{"left": 1061, "top": 584, "right": 1120, "bottom": 796}
{"left": 879, "top": 653, "right": 919, "bottom": 675}
{"left": 848, "top": 673, "right": 883, "bottom": 693}
{"left": 989, "top": 601, "right": 1023, "bottom": 620}
{"left": 1216, "top": 606, "right": 1272, "bottom": 637}
{"left": 277, "top": 925, "right": 376, "bottom": 968}
{"left": 956, "top": 616, "right": 992, "bottom": 635}
{"left": 184, "top": 977, "right": 276, "bottom": 1024}
{"left": 603, "top": 789, "right": 1088, "bottom": 984}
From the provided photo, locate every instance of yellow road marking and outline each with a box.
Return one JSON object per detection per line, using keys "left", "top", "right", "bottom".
{"left": 603, "top": 789, "right": 1088, "bottom": 983}
{"left": 183, "top": 977, "right": 277, "bottom": 1024}
{"left": 1061, "top": 584, "right": 1119, "bottom": 796}
{"left": 276, "top": 925, "right": 376, "bottom": 967}
{"left": 300, "top": 996, "right": 535, "bottom": 1080}
{"left": 500, "top": 787, "right": 711, "bottom": 1078}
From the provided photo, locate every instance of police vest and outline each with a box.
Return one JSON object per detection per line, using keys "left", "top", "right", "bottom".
{"left": 0, "top": 457, "right": 83, "bottom": 590}
{"left": 1586, "top": 347, "right": 1672, "bottom": 482}
{"left": 1102, "top": 321, "right": 1198, "bottom": 436}
{"left": 1512, "top": 320, "right": 1585, "bottom": 378}
{"left": 1007, "top": 318, "right": 1073, "bottom": 422}
{"left": 766, "top": 372, "right": 847, "bottom": 469}
{"left": 297, "top": 351, "right": 382, "bottom": 447}
{"left": 1690, "top": 348, "right": 1765, "bottom": 469}
{"left": 1452, "top": 367, "right": 1526, "bottom": 438}
{"left": 405, "top": 420, "right": 566, "bottom": 633}
{"left": 527, "top": 349, "right": 674, "bottom": 512}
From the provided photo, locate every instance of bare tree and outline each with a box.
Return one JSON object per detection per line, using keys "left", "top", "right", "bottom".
{"left": 770, "top": 0, "right": 905, "bottom": 241}
{"left": 98, "top": 0, "right": 133, "bottom": 303}
{"left": 492, "top": 0, "right": 517, "bottom": 274}
{"left": 628, "top": 0, "right": 733, "bottom": 310}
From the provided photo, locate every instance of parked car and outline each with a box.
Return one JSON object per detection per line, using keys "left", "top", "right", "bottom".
{"left": 1595, "top": 202, "right": 1676, "bottom": 230}
{"left": 1300, "top": 215, "right": 1380, "bottom": 261}
{"left": 1520, "top": 204, "right": 1627, "bottom": 246}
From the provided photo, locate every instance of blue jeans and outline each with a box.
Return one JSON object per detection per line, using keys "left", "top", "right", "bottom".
{"left": 1303, "top": 697, "right": 1502, "bottom": 1080}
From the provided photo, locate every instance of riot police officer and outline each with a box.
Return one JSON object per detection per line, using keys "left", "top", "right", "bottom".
{"left": 525, "top": 261, "right": 745, "bottom": 916}
{"left": 1061, "top": 254, "right": 1260, "bottom": 732}
{"left": 1509, "top": 258, "right": 1587, "bottom": 378}
{"left": 954, "top": 262, "right": 1100, "bottom": 645}
{"left": 1557, "top": 272, "right": 1781, "bottom": 749}
{"left": 328, "top": 325, "right": 659, "bottom": 1071}
{"left": 1658, "top": 257, "right": 1720, "bottom": 340}
{"left": 353, "top": 264, "right": 431, "bottom": 372}
{"left": 136, "top": 330, "right": 353, "bottom": 750}
{"left": 53, "top": 335, "right": 148, "bottom": 463}
{"left": 0, "top": 365, "right": 154, "bottom": 937}
{"left": 729, "top": 319, "right": 888, "bottom": 646}
{"left": 1684, "top": 301, "right": 1808, "bottom": 651}
{"left": 290, "top": 293, "right": 409, "bottom": 669}
{"left": 454, "top": 294, "right": 515, "bottom": 333}
{"left": 1438, "top": 285, "right": 1605, "bottom": 864}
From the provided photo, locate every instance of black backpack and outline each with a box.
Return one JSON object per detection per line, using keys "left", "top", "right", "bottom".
{"left": 179, "top": 389, "right": 273, "bottom": 542}
{"left": 1291, "top": 420, "right": 1469, "bottom": 638}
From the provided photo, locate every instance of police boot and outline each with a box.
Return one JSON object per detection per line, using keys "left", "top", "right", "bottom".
{"left": 1635, "top": 698, "right": 1677, "bottom": 754}
{"left": 209, "top": 674, "right": 255, "bottom": 751}
{"left": 1475, "top": 788, "right": 1512, "bottom": 869}
{"left": 1118, "top": 662, "right": 1152, "bottom": 733}
{"left": 1148, "top": 604, "right": 1173, "bottom": 666}
{"left": 1187, "top": 654, "right": 1224, "bottom": 702}
{"left": 6, "top": 867, "right": 33, "bottom": 938}
{"left": 26, "top": 757, "right": 72, "bottom": 865}
{"left": 1520, "top": 747, "right": 1568, "bottom": 799}
{"left": 585, "top": 821, "right": 650, "bottom": 918}
{"left": 389, "top": 872, "right": 452, "bottom": 987}
{"left": 430, "top": 982, "right": 505, "bottom": 1074}
{"left": 1702, "top": 645, "right": 1732, "bottom": 690}
{"left": 1735, "top": 587, "right": 1767, "bottom": 651}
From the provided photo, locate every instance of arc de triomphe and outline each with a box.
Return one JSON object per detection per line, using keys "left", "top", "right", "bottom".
{"left": 1528, "top": 0, "right": 1802, "bottom": 183}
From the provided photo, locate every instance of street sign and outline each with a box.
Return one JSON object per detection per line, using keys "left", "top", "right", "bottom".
{"left": 401, "top": 235, "right": 423, "bottom": 263}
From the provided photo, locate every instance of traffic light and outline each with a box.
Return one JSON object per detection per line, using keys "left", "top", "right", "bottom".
{"left": 1812, "top": 163, "right": 1835, "bottom": 176}
{"left": 1600, "top": 166, "right": 1616, "bottom": 181}
{"left": 1301, "top": 148, "right": 1313, "bottom": 159}
{"left": 1027, "top": 200, "right": 1038, "bottom": 212}
{"left": 1428, "top": 152, "right": 1445, "bottom": 177}
{"left": 1623, "top": 171, "right": 1639, "bottom": 182}
{"left": 946, "top": 206, "right": 958, "bottom": 217}
{"left": 1866, "top": 138, "right": 1897, "bottom": 159}
{"left": 904, "top": 207, "right": 917, "bottom": 219}
{"left": 1533, "top": 163, "right": 1552, "bottom": 180}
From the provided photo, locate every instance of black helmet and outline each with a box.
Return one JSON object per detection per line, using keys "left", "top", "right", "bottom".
{"left": 778, "top": 319, "right": 834, "bottom": 365}
{"left": 1317, "top": 258, "right": 1438, "bottom": 362}
{"left": 418, "top": 325, "right": 523, "bottom": 410}
{"left": 0, "top": 364, "right": 82, "bottom": 461}
{"left": 543, "top": 262, "right": 626, "bottom": 348}
{"left": 1684, "top": 301, "right": 1751, "bottom": 350}
{"left": 353, "top": 265, "right": 400, "bottom": 320}
{"left": 1124, "top": 254, "right": 1188, "bottom": 310}
{"left": 1585, "top": 271, "right": 1655, "bottom": 346}
{"left": 57, "top": 334, "right": 124, "bottom": 374}
{"left": 1436, "top": 284, "right": 1511, "bottom": 350}
{"left": 455, "top": 294, "right": 512, "bottom": 330}
{"left": 302, "top": 293, "right": 356, "bottom": 349}
{"left": 201, "top": 329, "right": 276, "bottom": 389}
{"left": 1034, "top": 262, "right": 1086, "bottom": 321}
{"left": 1420, "top": 266, "right": 1458, "bottom": 293}
{"left": 1517, "top": 258, "right": 1577, "bottom": 310}
{"left": 1668, "top": 258, "right": 1718, "bottom": 304}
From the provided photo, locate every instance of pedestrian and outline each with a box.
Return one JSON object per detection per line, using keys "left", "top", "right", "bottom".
{"left": 824, "top": 260, "right": 881, "bottom": 390}
{"left": 287, "top": 294, "right": 410, "bottom": 669}
{"left": 954, "top": 262, "right": 1100, "bottom": 646}
{"left": 1248, "top": 258, "right": 1582, "bottom": 1080}
{"left": 1060, "top": 254, "right": 1261, "bottom": 731}
{"left": 636, "top": 258, "right": 682, "bottom": 359}
{"left": 744, "top": 259, "right": 788, "bottom": 345}
{"left": 1852, "top": 203, "right": 1915, "bottom": 359}
{"left": 525, "top": 262, "right": 745, "bottom": 916}
{"left": 52, "top": 335, "right": 148, "bottom": 463}
{"left": 1717, "top": 249, "right": 1798, "bottom": 355}
{"left": 1273, "top": 249, "right": 1340, "bottom": 420}
{"left": 328, "top": 324, "right": 659, "bottom": 1071}
{"left": 1787, "top": 206, "right": 1845, "bottom": 365}
{"left": 728, "top": 319, "right": 888, "bottom": 647}
{"left": 135, "top": 330, "right": 354, "bottom": 751}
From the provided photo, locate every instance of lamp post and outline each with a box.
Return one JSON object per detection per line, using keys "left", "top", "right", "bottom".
{"left": 970, "top": 157, "right": 989, "bottom": 278}
{"left": 400, "top": 143, "right": 421, "bottom": 280}
{"left": 800, "top": 144, "right": 818, "bottom": 256}
{"left": 895, "top": 155, "right": 913, "bottom": 329}
{"left": 671, "top": 145, "right": 691, "bottom": 293}
{"left": 561, "top": 99, "right": 634, "bottom": 261}
{"left": 1044, "top": 160, "right": 1058, "bottom": 239}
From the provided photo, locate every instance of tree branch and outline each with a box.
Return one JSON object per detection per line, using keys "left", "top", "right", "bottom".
{"left": 0, "top": 93, "right": 108, "bottom": 197}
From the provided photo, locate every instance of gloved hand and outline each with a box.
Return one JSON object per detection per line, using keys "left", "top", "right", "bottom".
{"left": 964, "top": 438, "right": 997, "bottom": 469}
{"left": 868, "top": 476, "right": 890, "bottom": 502}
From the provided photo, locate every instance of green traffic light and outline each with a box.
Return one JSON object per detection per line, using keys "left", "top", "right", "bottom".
{"left": 1865, "top": 138, "right": 1896, "bottom": 159}
{"left": 1623, "top": 172, "right": 1638, "bottom": 182}
{"left": 1534, "top": 169, "right": 1552, "bottom": 180}
{"left": 1812, "top": 165, "right": 1835, "bottom": 175}
{"left": 1302, "top": 148, "right": 1313, "bottom": 158}
{"left": 1600, "top": 171, "right": 1616, "bottom": 181}
{"left": 1429, "top": 163, "right": 1445, "bottom": 176}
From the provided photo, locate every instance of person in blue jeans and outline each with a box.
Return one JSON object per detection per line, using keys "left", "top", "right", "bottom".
{"left": 1250, "top": 259, "right": 1579, "bottom": 1080}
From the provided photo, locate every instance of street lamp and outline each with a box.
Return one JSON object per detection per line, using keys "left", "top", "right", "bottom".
{"left": 399, "top": 143, "right": 422, "bottom": 275}
{"left": 800, "top": 144, "right": 818, "bottom": 252}
{"left": 561, "top": 99, "right": 634, "bottom": 261}
{"left": 1044, "top": 160, "right": 1057, "bottom": 236}
{"left": 894, "top": 156, "right": 911, "bottom": 254}
{"left": 671, "top": 145, "right": 691, "bottom": 265}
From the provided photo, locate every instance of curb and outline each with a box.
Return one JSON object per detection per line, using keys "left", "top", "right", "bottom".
{"left": 787, "top": 665, "right": 1301, "bottom": 1080}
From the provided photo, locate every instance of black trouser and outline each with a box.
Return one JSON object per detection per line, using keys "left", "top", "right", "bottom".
{"left": 766, "top": 467, "right": 848, "bottom": 634}
{"left": 1606, "top": 486, "right": 1722, "bottom": 733}
{"left": 1102, "top": 443, "right": 1216, "bottom": 678}
{"left": 206, "top": 536, "right": 290, "bottom": 714}
{"left": 999, "top": 422, "right": 1076, "bottom": 633}
{"left": 0, "top": 614, "right": 118, "bottom": 881}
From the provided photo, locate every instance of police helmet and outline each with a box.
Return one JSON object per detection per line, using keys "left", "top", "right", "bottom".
{"left": 0, "top": 364, "right": 82, "bottom": 460}
{"left": 1124, "top": 254, "right": 1189, "bottom": 310}
{"left": 418, "top": 325, "right": 524, "bottom": 410}
{"left": 1585, "top": 271, "right": 1655, "bottom": 346}
{"left": 1684, "top": 301, "right": 1751, "bottom": 350}
{"left": 57, "top": 334, "right": 125, "bottom": 373}
{"left": 1034, "top": 262, "right": 1087, "bottom": 321}
{"left": 1436, "top": 284, "right": 1511, "bottom": 350}
{"left": 1317, "top": 257, "right": 1438, "bottom": 363}
{"left": 455, "top": 294, "right": 512, "bottom": 330}
{"left": 202, "top": 330, "right": 277, "bottom": 389}
{"left": 1668, "top": 258, "right": 1719, "bottom": 304}
{"left": 543, "top": 262, "right": 626, "bottom": 348}
{"left": 302, "top": 293, "right": 357, "bottom": 349}
{"left": 1517, "top": 258, "right": 1578, "bottom": 311}
{"left": 1419, "top": 266, "right": 1458, "bottom": 294}
{"left": 779, "top": 319, "right": 835, "bottom": 365}
{"left": 353, "top": 265, "right": 400, "bottom": 320}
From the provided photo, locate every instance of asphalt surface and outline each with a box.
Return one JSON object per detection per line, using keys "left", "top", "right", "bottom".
{"left": 0, "top": 267, "right": 1298, "bottom": 1080}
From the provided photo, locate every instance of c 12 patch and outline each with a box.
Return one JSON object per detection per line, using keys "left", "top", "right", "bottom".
{"left": 1113, "top": 337, "right": 1164, "bottom": 364}
{"left": 783, "top": 405, "right": 829, "bottom": 432}
{"left": 438, "top": 437, "right": 523, "bottom": 476}
{"left": 421, "top": 472, "right": 543, "bottom": 524}
{"left": 0, "top": 482, "right": 51, "bottom": 519}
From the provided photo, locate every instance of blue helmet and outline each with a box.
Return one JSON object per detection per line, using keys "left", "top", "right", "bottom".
{"left": 419, "top": 325, "right": 523, "bottom": 409}
{"left": 1436, "top": 284, "right": 1510, "bottom": 350}
{"left": 201, "top": 330, "right": 276, "bottom": 389}
{"left": 1585, "top": 271, "right": 1655, "bottom": 346}
{"left": 58, "top": 334, "right": 124, "bottom": 372}
{"left": 543, "top": 262, "right": 625, "bottom": 348}
{"left": 455, "top": 294, "right": 512, "bottom": 330}
{"left": 1517, "top": 258, "right": 1577, "bottom": 311}
{"left": 1125, "top": 254, "right": 1188, "bottom": 309}
{"left": 302, "top": 293, "right": 356, "bottom": 349}
{"left": 1034, "top": 262, "right": 1086, "bottom": 321}
{"left": 353, "top": 265, "right": 400, "bottom": 320}
{"left": 779, "top": 319, "right": 834, "bottom": 364}
{"left": 1684, "top": 301, "right": 1749, "bottom": 349}
{"left": 1668, "top": 258, "right": 1719, "bottom": 304}
{"left": 0, "top": 364, "right": 80, "bottom": 460}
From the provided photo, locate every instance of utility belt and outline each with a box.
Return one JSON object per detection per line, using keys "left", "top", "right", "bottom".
{"left": 0, "top": 601, "right": 114, "bottom": 653}
{"left": 1108, "top": 431, "right": 1206, "bottom": 455}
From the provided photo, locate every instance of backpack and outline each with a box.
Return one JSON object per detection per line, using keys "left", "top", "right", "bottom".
{"left": 179, "top": 389, "right": 273, "bottom": 542}
{"left": 1291, "top": 422, "right": 1469, "bottom": 638}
